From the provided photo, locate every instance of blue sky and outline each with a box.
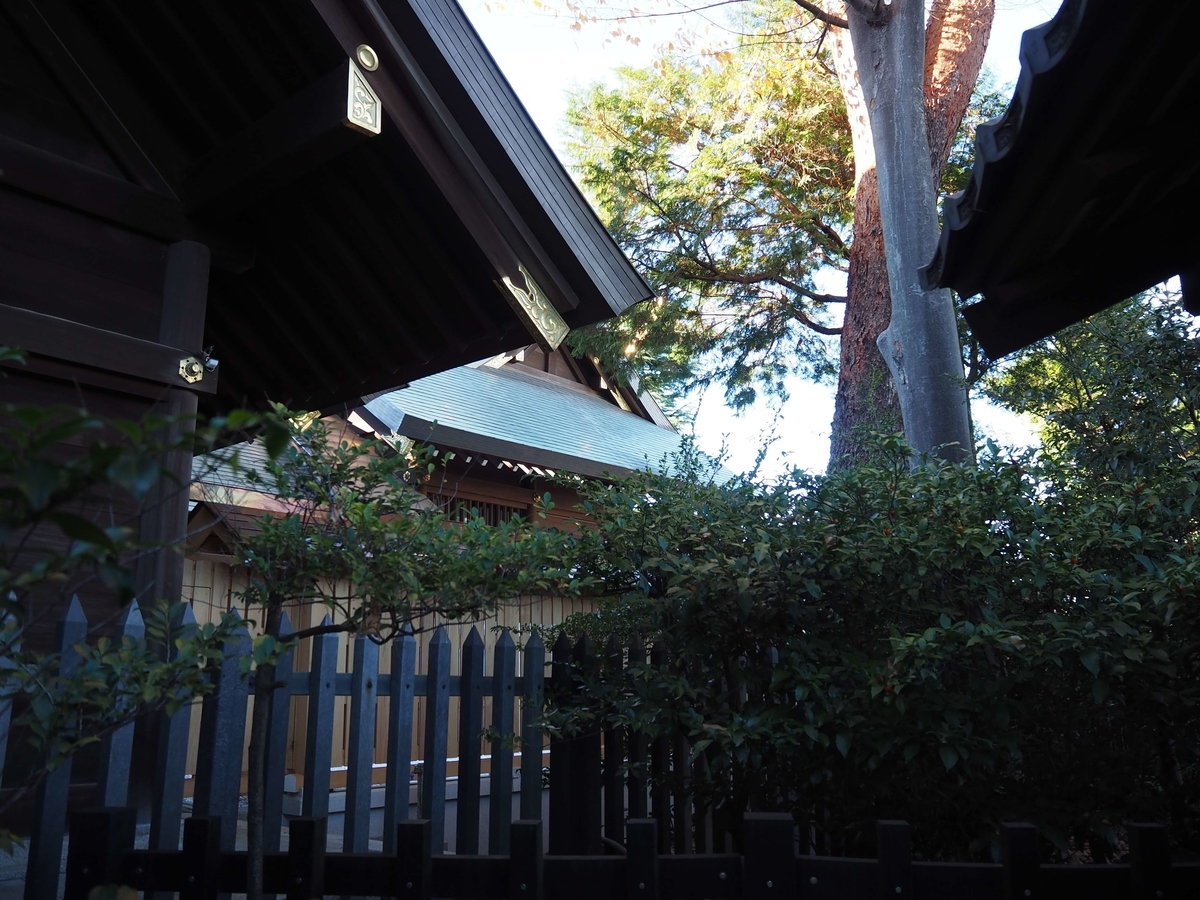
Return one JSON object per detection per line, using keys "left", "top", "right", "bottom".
{"left": 461, "top": 0, "right": 1060, "bottom": 477}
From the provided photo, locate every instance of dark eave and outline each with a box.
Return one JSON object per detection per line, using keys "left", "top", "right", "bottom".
{"left": 8, "top": 0, "right": 649, "bottom": 412}
{"left": 920, "top": 0, "right": 1200, "bottom": 358}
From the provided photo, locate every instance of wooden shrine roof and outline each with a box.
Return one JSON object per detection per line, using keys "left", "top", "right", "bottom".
{"left": 1, "top": 0, "right": 651, "bottom": 411}
{"left": 919, "top": 0, "right": 1200, "bottom": 358}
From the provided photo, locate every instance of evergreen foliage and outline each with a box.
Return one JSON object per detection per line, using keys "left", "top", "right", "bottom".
{"left": 546, "top": 423, "right": 1200, "bottom": 859}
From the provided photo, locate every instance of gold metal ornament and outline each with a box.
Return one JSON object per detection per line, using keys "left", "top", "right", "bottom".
{"left": 178, "top": 356, "right": 204, "bottom": 384}
{"left": 500, "top": 265, "right": 569, "bottom": 351}
{"left": 345, "top": 60, "right": 382, "bottom": 135}
{"left": 356, "top": 44, "right": 380, "bottom": 72}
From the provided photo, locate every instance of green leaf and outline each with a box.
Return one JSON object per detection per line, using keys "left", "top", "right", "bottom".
{"left": 262, "top": 417, "right": 292, "bottom": 459}
{"left": 107, "top": 454, "right": 160, "bottom": 501}
{"left": 938, "top": 745, "right": 959, "bottom": 771}
{"left": 47, "top": 512, "right": 115, "bottom": 550}
{"left": 835, "top": 732, "right": 851, "bottom": 758}
{"left": 1079, "top": 649, "right": 1100, "bottom": 676}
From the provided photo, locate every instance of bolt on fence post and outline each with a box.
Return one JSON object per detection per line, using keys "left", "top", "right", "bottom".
{"left": 1000, "top": 822, "right": 1039, "bottom": 900}
{"left": 627, "top": 819, "right": 660, "bottom": 900}
{"left": 1130, "top": 823, "right": 1170, "bottom": 900}
{"left": 396, "top": 818, "right": 432, "bottom": 900}
{"left": 743, "top": 813, "right": 795, "bottom": 900}
{"left": 510, "top": 819, "right": 545, "bottom": 900}
{"left": 286, "top": 816, "right": 327, "bottom": 900}
{"left": 876, "top": 820, "right": 913, "bottom": 899}
{"left": 63, "top": 807, "right": 137, "bottom": 900}
{"left": 180, "top": 816, "right": 222, "bottom": 900}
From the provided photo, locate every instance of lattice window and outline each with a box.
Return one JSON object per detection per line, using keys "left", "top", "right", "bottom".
{"left": 426, "top": 492, "right": 524, "bottom": 526}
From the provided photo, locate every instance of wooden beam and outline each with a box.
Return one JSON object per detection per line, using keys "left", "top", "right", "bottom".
{"left": 0, "top": 135, "right": 253, "bottom": 272}
{"left": 160, "top": 241, "right": 210, "bottom": 352}
{"left": 0, "top": 302, "right": 217, "bottom": 393}
{"left": 182, "top": 58, "right": 380, "bottom": 218}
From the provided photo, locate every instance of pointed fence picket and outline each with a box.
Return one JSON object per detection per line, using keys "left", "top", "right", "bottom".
{"left": 96, "top": 602, "right": 143, "bottom": 808}
{"left": 24, "top": 596, "right": 87, "bottom": 900}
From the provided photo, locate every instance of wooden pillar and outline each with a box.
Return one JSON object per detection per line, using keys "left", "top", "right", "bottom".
{"left": 132, "top": 239, "right": 210, "bottom": 825}
{"left": 134, "top": 240, "right": 210, "bottom": 608}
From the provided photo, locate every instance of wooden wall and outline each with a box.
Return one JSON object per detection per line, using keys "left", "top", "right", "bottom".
{"left": 180, "top": 553, "right": 594, "bottom": 790}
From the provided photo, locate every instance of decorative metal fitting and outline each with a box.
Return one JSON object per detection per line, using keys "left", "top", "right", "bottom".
{"left": 356, "top": 44, "right": 379, "bottom": 71}
{"left": 499, "top": 264, "right": 569, "bottom": 351}
{"left": 179, "top": 356, "right": 204, "bottom": 384}
{"left": 346, "top": 59, "right": 383, "bottom": 135}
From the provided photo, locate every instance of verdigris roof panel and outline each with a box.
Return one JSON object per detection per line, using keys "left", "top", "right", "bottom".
{"left": 365, "top": 364, "right": 722, "bottom": 479}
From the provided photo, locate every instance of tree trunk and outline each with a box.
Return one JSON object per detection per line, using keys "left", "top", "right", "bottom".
{"left": 924, "top": 0, "right": 995, "bottom": 186}
{"left": 246, "top": 601, "right": 283, "bottom": 900}
{"left": 828, "top": 29, "right": 901, "bottom": 471}
{"left": 846, "top": 0, "right": 973, "bottom": 463}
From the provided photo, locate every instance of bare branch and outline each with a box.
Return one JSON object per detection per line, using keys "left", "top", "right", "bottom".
{"left": 791, "top": 306, "right": 844, "bottom": 336}
{"left": 774, "top": 276, "right": 848, "bottom": 304}
{"left": 791, "top": 0, "right": 848, "bottom": 29}
{"left": 289, "top": 619, "right": 358, "bottom": 642}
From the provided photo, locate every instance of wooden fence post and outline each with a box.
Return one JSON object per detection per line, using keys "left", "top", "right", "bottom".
{"left": 96, "top": 601, "right": 144, "bottom": 807}
{"left": 742, "top": 813, "right": 795, "bottom": 900}
{"left": 396, "top": 819, "right": 433, "bottom": 900}
{"left": 192, "top": 608, "right": 250, "bottom": 851}
{"left": 876, "top": 820, "right": 913, "bottom": 899}
{"left": 63, "top": 807, "right": 136, "bottom": 900}
{"left": 627, "top": 819, "right": 659, "bottom": 900}
{"left": 0, "top": 617, "right": 17, "bottom": 793}
{"left": 650, "top": 642, "right": 671, "bottom": 854}
{"left": 1000, "top": 822, "right": 1039, "bottom": 900}
{"left": 286, "top": 816, "right": 327, "bottom": 900}
{"left": 672, "top": 731, "right": 692, "bottom": 854}
{"left": 548, "top": 631, "right": 573, "bottom": 854}
{"left": 626, "top": 634, "right": 648, "bottom": 821}
{"left": 1130, "top": 823, "right": 1170, "bottom": 900}
{"left": 510, "top": 819, "right": 544, "bottom": 900}
{"left": 422, "top": 626, "right": 451, "bottom": 852}
{"left": 344, "top": 631, "right": 379, "bottom": 853}
{"left": 263, "top": 610, "right": 295, "bottom": 852}
{"left": 384, "top": 625, "right": 418, "bottom": 853}
{"left": 603, "top": 634, "right": 625, "bottom": 852}
{"left": 490, "top": 629, "right": 518, "bottom": 855}
{"left": 519, "top": 632, "right": 545, "bottom": 821}
{"left": 180, "top": 816, "right": 223, "bottom": 900}
{"left": 574, "top": 634, "right": 603, "bottom": 855}
{"left": 457, "top": 626, "right": 485, "bottom": 854}
{"left": 302, "top": 614, "right": 338, "bottom": 818}
{"left": 24, "top": 595, "right": 87, "bottom": 900}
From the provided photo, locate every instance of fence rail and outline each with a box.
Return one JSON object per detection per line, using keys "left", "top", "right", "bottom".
{"left": 63, "top": 812, "right": 1198, "bottom": 899}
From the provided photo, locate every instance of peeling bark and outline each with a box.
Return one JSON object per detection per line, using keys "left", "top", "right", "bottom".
{"left": 924, "top": 0, "right": 995, "bottom": 184}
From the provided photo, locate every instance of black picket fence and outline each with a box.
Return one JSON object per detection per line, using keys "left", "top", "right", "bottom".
{"left": 7, "top": 599, "right": 1200, "bottom": 898}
